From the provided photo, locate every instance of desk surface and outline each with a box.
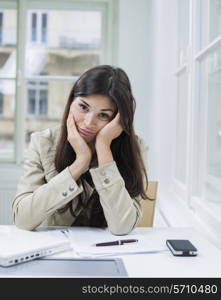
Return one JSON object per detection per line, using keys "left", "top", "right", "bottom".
{"left": 1, "top": 226, "right": 221, "bottom": 277}
{"left": 45, "top": 227, "right": 221, "bottom": 278}
{"left": 122, "top": 227, "right": 221, "bottom": 277}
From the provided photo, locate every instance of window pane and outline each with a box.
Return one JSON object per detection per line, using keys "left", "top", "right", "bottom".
{"left": 201, "top": 48, "right": 221, "bottom": 179}
{"left": 39, "top": 89, "right": 48, "bottom": 115}
{"left": 25, "top": 80, "right": 73, "bottom": 147}
{"left": 177, "top": 0, "right": 189, "bottom": 66}
{"left": 27, "top": 89, "right": 36, "bottom": 115}
{"left": 0, "top": 92, "right": 3, "bottom": 114}
{"left": 41, "top": 13, "right": 47, "bottom": 43}
{"left": 31, "top": 13, "right": 37, "bottom": 41}
{"left": 0, "top": 80, "right": 15, "bottom": 159}
{"left": 175, "top": 71, "right": 188, "bottom": 183}
{"left": 200, "top": 0, "right": 221, "bottom": 49}
{"left": 0, "top": 12, "right": 3, "bottom": 44}
{"left": 26, "top": 10, "right": 101, "bottom": 76}
{"left": 0, "top": 9, "right": 17, "bottom": 78}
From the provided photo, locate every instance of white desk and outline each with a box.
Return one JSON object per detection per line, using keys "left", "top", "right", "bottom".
{"left": 1, "top": 226, "right": 221, "bottom": 277}
{"left": 45, "top": 227, "right": 221, "bottom": 278}
{"left": 121, "top": 227, "right": 221, "bottom": 277}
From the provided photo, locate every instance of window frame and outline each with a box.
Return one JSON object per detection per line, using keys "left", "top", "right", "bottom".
{"left": 172, "top": 0, "right": 221, "bottom": 239}
{"left": 173, "top": 0, "right": 191, "bottom": 204}
{"left": 193, "top": 0, "right": 221, "bottom": 200}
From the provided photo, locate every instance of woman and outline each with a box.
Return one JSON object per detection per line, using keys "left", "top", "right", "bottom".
{"left": 12, "top": 65, "right": 149, "bottom": 235}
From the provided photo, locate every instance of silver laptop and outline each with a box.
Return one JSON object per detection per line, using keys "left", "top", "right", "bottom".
{"left": 0, "top": 226, "right": 70, "bottom": 267}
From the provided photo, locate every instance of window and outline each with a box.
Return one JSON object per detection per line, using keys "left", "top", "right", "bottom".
{"left": 200, "top": 0, "right": 221, "bottom": 50}
{"left": 0, "top": 0, "right": 117, "bottom": 163}
{"left": 30, "top": 12, "right": 48, "bottom": 44}
{"left": 41, "top": 13, "right": 47, "bottom": 43}
{"left": 197, "top": 0, "right": 221, "bottom": 202}
{"left": 0, "top": 4, "right": 17, "bottom": 159}
{"left": 202, "top": 50, "right": 221, "bottom": 180}
{"left": 0, "top": 12, "right": 3, "bottom": 45}
{"left": 198, "top": 49, "right": 221, "bottom": 195}
{"left": 177, "top": 0, "right": 189, "bottom": 66}
{"left": 175, "top": 71, "right": 188, "bottom": 184}
{"left": 173, "top": 0, "right": 221, "bottom": 243}
{"left": 31, "top": 13, "right": 37, "bottom": 41}
{"left": 27, "top": 81, "right": 48, "bottom": 117}
{"left": 174, "top": 0, "right": 190, "bottom": 197}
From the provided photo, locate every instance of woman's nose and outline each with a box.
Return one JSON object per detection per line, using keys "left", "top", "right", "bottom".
{"left": 84, "top": 112, "right": 96, "bottom": 127}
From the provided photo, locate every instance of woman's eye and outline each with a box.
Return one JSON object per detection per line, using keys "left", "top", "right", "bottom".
{"left": 99, "top": 113, "right": 110, "bottom": 120}
{"left": 79, "top": 104, "right": 88, "bottom": 111}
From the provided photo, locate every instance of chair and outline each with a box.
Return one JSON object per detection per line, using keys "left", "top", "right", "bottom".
{"left": 137, "top": 181, "right": 158, "bottom": 227}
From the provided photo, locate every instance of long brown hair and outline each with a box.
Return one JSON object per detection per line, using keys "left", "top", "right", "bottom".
{"left": 55, "top": 65, "right": 149, "bottom": 227}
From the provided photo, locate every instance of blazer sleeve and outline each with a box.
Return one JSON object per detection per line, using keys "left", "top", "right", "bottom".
{"left": 89, "top": 138, "right": 148, "bottom": 235}
{"left": 12, "top": 132, "right": 83, "bottom": 231}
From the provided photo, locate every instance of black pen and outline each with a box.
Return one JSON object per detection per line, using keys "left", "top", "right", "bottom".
{"left": 92, "top": 239, "right": 138, "bottom": 247}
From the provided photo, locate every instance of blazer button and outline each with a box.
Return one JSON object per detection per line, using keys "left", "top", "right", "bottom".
{"left": 100, "top": 170, "right": 106, "bottom": 176}
{"left": 62, "top": 191, "right": 68, "bottom": 197}
{"left": 104, "top": 178, "right": 110, "bottom": 184}
{"left": 69, "top": 186, "right": 75, "bottom": 192}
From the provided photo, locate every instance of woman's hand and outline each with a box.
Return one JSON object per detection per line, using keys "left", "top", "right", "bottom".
{"left": 95, "top": 112, "right": 123, "bottom": 148}
{"left": 67, "top": 111, "right": 92, "bottom": 167}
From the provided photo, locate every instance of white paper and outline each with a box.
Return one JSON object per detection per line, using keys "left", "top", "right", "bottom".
{"left": 64, "top": 227, "right": 167, "bottom": 257}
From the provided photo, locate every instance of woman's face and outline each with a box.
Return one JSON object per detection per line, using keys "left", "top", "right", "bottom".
{"left": 69, "top": 94, "right": 116, "bottom": 143}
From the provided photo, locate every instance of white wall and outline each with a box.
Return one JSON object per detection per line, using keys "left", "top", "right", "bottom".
{"left": 118, "top": 0, "right": 154, "bottom": 171}
{"left": 150, "top": 0, "right": 178, "bottom": 195}
{"left": 118, "top": 0, "right": 177, "bottom": 194}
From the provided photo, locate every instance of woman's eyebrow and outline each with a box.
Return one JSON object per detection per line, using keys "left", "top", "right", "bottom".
{"left": 80, "top": 99, "right": 114, "bottom": 112}
{"left": 80, "top": 99, "right": 90, "bottom": 107}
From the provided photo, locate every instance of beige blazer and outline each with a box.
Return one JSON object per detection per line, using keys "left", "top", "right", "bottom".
{"left": 12, "top": 126, "right": 148, "bottom": 235}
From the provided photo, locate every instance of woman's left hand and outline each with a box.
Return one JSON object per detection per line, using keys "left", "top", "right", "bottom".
{"left": 95, "top": 112, "right": 123, "bottom": 147}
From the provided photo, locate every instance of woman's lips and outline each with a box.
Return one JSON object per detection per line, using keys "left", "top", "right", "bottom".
{"left": 78, "top": 128, "right": 95, "bottom": 136}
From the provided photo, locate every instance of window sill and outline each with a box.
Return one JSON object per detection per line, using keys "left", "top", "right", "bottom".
{"left": 158, "top": 190, "right": 221, "bottom": 250}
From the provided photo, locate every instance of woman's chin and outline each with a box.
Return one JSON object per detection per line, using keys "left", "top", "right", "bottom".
{"left": 80, "top": 133, "right": 95, "bottom": 143}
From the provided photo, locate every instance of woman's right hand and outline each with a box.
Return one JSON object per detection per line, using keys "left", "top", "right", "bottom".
{"left": 67, "top": 111, "right": 92, "bottom": 168}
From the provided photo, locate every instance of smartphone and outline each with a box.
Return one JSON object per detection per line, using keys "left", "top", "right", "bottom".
{"left": 166, "top": 239, "right": 198, "bottom": 256}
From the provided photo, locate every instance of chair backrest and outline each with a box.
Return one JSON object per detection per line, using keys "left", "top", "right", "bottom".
{"left": 137, "top": 181, "right": 158, "bottom": 227}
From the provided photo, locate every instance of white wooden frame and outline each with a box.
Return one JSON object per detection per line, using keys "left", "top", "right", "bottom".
{"left": 170, "top": 0, "right": 221, "bottom": 246}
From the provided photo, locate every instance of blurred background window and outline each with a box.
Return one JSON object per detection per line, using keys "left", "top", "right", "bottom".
{"left": 0, "top": 0, "right": 114, "bottom": 162}
{"left": 0, "top": 4, "right": 16, "bottom": 161}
